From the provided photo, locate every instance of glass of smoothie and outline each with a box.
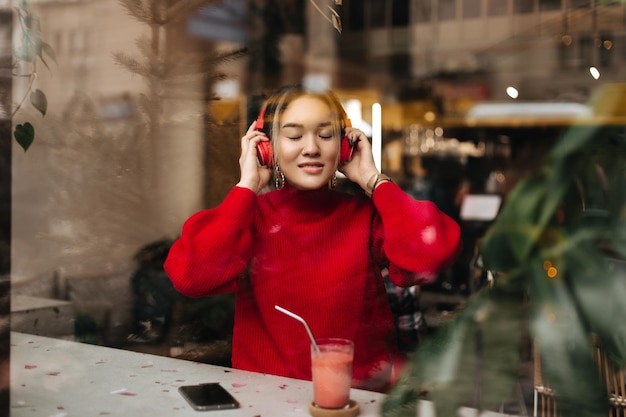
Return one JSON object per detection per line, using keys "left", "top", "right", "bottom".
{"left": 311, "top": 338, "right": 354, "bottom": 409}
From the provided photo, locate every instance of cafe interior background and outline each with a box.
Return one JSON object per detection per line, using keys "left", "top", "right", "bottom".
{"left": 1, "top": 0, "right": 625, "bottom": 416}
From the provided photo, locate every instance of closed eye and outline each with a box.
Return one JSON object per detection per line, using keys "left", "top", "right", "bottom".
{"left": 281, "top": 123, "right": 334, "bottom": 140}
{"left": 319, "top": 127, "right": 334, "bottom": 139}
{"left": 282, "top": 126, "right": 303, "bottom": 140}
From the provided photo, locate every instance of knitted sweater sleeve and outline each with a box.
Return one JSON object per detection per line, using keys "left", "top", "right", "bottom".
{"left": 371, "top": 181, "right": 461, "bottom": 285}
{"left": 164, "top": 186, "right": 257, "bottom": 297}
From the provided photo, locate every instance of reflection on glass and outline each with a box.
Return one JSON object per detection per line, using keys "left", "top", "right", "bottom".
{"left": 6, "top": 1, "right": 626, "bottom": 416}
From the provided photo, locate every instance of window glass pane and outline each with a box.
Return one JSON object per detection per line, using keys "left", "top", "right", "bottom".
{"left": 439, "top": 0, "right": 457, "bottom": 20}
{"left": 390, "top": 53, "right": 412, "bottom": 77}
{"left": 369, "top": 0, "right": 386, "bottom": 27}
{"left": 539, "top": 0, "right": 561, "bottom": 10}
{"left": 416, "top": 0, "right": 433, "bottom": 22}
{"left": 7, "top": 2, "right": 626, "bottom": 416}
{"left": 558, "top": 35, "right": 575, "bottom": 68}
{"left": 488, "top": 0, "right": 508, "bottom": 16}
{"left": 392, "top": 0, "right": 410, "bottom": 26}
{"left": 569, "top": 0, "right": 590, "bottom": 8}
{"left": 599, "top": 33, "right": 613, "bottom": 68}
{"left": 578, "top": 34, "right": 593, "bottom": 68}
{"left": 463, "top": 0, "right": 482, "bottom": 18}
{"left": 513, "top": 0, "right": 535, "bottom": 13}
{"left": 347, "top": 0, "right": 364, "bottom": 30}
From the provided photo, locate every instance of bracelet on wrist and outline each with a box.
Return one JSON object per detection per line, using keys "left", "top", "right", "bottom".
{"left": 365, "top": 173, "right": 392, "bottom": 197}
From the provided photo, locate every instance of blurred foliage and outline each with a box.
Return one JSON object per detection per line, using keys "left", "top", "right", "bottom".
{"left": 113, "top": 0, "right": 247, "bottom": 138}
{"left": 12, "top": 0, "right": 55, "bottom": 151}
{"left": 309, "top": 0, "right": 343, "bottom": 33}
{"left": 384, "top": 117, "right": 626, "bottom": 415}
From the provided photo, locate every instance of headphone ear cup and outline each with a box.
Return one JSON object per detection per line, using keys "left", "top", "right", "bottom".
{"left": 339, "top": 136, "right": 354, "bottom": 164}
{"left": 255, "top": 103, "right": 274, "bottom": 166}
{"left": 257, "top": 140, "right": 274, "bottom": 167}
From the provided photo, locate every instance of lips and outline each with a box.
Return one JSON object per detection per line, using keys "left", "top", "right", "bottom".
{"left": 299, "top": 162, "right": 324, "bottom": 174}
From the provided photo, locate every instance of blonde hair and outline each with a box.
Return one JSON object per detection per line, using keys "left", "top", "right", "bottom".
{"left": 258, "top": 85, "right": 349, "bottom": 162}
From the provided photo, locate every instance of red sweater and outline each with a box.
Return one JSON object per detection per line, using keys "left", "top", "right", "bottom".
{"left": 164, "top": 181, "right": 460, "bottom": 390}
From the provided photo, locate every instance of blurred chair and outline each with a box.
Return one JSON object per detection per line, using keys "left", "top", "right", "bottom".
{"left": 593, "top": 335, "right": 626, "bottom": 417}
{"left": 533, "top": 336, "right": 626, "bottom": 417}
{"left": 533, "top": 341, "right": 558, "bottom": 417}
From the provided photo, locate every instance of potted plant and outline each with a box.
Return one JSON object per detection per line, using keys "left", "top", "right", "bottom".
{"left": 383, "top": 87, "right": 626, "bottom": 417}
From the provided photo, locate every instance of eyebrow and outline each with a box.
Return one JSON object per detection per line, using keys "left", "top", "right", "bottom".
{"left": 281, "top": 121, "right": 333, "bottom": 129}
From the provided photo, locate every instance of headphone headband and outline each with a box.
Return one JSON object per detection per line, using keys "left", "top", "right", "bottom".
{"left": 254, "top": 89, "right": 355, "bottom": 167}
{"left": 255, "top": 97, "right": 351, "bottom": 135}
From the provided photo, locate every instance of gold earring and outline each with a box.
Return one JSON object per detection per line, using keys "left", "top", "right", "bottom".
{"left": 328, "top": 174, "right": 337, "bottom": 190}
{"left": 274, "top": 164, "right": 285, "bottom": 190}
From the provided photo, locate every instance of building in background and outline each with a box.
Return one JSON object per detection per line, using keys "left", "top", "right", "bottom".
{"left": 6, "top": 0, "right": 626, "bottom": 351}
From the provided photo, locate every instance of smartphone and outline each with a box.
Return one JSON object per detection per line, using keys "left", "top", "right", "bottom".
{"left": 178, "top": 383, "right": 240, "bottom": 411}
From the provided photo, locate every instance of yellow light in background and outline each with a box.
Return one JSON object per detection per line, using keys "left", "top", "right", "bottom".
{"left": 547, "top": 267, "right": 558, "bottom": 278}
{"left": 424, "top": 111, "right": 435, "bottom": 122}
{"left": 543, "top": 260, "right": 552, "bottom": 270}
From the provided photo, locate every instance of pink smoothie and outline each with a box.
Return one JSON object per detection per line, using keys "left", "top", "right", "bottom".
{"left": 311, "top": 350, "right": 353, "bottom": 409}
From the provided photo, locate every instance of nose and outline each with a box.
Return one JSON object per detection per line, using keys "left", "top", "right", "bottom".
{"left": 301, "top": 132, "right": 321, "bottom": 156}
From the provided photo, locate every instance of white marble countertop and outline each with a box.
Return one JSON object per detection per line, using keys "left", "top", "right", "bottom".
{"left": 10, "top": 296, "right": 73, "bottom": 313}
{"left": 10, "top": 332, "right": 387, "bottom": 417}
{"left": 10, "top": 332, "right": 517, "bottom": 417}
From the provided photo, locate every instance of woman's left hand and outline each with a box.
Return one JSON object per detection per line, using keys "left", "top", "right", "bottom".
{"left": 340, "top": 128, "right": 380, "bottom": 191}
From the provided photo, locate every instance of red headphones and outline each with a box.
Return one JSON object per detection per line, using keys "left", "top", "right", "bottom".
{"left": 254, "top": 100, "right": 355, "bottom": 167}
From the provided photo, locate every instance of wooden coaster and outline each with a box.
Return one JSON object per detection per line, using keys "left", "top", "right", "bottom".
{"left": 308, "top": 400, "right": 360, "bottom": 417}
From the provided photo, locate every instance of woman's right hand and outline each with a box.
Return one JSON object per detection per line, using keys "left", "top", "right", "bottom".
{"left": 236, "top": 122, "right": 272, "bottom": 193}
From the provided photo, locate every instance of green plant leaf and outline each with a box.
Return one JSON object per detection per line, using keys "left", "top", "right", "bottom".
{"left": 14, "top": 32, "right": 35, "bottom": 63}
{"left": 41, "top": 41, "right": 57, "bottom": 64}
{"left": 30, "top": 89, "right": 48, "bottom": 116}
{"left": 379, "top": 359, "right": 421, "bottom": 417}
{"left": 482, "top": 175, "right": 557, "bottom": 271}
{"left": 478, "top": 286, "right": 525, "bottom": 411}
{"left": 549, "top": 125, "right": 602, "bottom": 163}
{"left": 389, "top": 96, "right": 625, "bottom": 417}
{"left": 382, "top": 307, "right": 474, "bottom": 417}
{"left": 14, "top": 122, "right": 35, "bottom": 151}
{"left": 565, "top": 243, "right": 626, "bottom": 366}
{"left": 611, "top": 218, "right": 626, "bottom": 260}
{"left": 529, "top": 261, "right": 609, "bottom": 417}
{"left": 37, "top": 41, "right": 56, "bottom": 71}
{"left": 421, "top": 301, "right": 483, "bottom": 417}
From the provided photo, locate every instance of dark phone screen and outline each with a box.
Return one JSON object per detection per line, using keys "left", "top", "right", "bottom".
{"left": 178, "top": 383, "right": 240, "bottom": 411}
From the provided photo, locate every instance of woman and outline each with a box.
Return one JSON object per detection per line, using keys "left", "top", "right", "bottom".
{"left": 164, "top": 85, "right": 460, "bottom": 391}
